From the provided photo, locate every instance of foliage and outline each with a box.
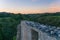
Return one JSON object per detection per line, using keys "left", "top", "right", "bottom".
{"left": 0, "top": 12, "right": 22, "bottom": 40}
{"left": 0, "top": 12, "right": 60, "bottom": 40}
{"left": 22, "top": 12, "right": 60, "bottom": 27}
{"left": 13, "top": 36, "right": 16, "bottom": 40}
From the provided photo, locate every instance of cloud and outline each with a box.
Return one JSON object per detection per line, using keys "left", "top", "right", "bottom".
{"left": 32, "top": 0, "right": 38, "bottom": 2}
{"left": 47, "top": 0, "right": 60, "bottom": 12}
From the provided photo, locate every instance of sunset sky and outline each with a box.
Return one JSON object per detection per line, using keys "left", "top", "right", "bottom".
{"left": 0, "top": 0, "right": 60, "bottom": 14}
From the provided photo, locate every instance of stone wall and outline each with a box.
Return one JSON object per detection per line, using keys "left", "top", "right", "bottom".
{"left": 16, "top": 21, "right": 60, "bottom": 40}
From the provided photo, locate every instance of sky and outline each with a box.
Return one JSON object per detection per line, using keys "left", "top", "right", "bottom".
{"left": 0, "top": 0, "right": 60, "bottom": 14}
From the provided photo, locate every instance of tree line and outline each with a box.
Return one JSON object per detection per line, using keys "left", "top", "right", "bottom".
{"left": 0, "top": 12, "right": 60, "bottom": 40}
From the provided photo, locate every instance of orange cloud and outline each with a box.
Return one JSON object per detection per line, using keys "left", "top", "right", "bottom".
{"left": 0, "top": 8, "right": 46, "bottom": 14}
{"left": 48, "top": 7, "right": 60, "bottom": 13}
{"left": 47, "top": 0, "right": 60, "bottom": 12}
{"left": 32, "top": 0, "right": 38, "bottom": 2}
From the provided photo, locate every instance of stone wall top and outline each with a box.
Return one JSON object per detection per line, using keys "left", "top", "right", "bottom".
{"left": 22, "top": 20, "right": 60, "bottom": 38}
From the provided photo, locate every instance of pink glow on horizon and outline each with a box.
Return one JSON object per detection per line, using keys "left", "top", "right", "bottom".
{"left": 0, "top": 0, "right": 60, "bottom": 14}
{"left": 0, "top": 8, "right": 60, "bottom": 14}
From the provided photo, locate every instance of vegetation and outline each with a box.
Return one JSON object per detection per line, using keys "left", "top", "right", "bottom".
{"left": 0, "top": 12, "right": 60, "bottom": 40}
{"left": 22, "top": 12, "right": 60, "bottom": 27}
{"left": 0, "top": 12, "right": 22, "bottom": 40}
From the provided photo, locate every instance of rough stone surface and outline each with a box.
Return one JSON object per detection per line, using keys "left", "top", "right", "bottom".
{"left": 16, "top": 21, "right": 59, "bottom": 40}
